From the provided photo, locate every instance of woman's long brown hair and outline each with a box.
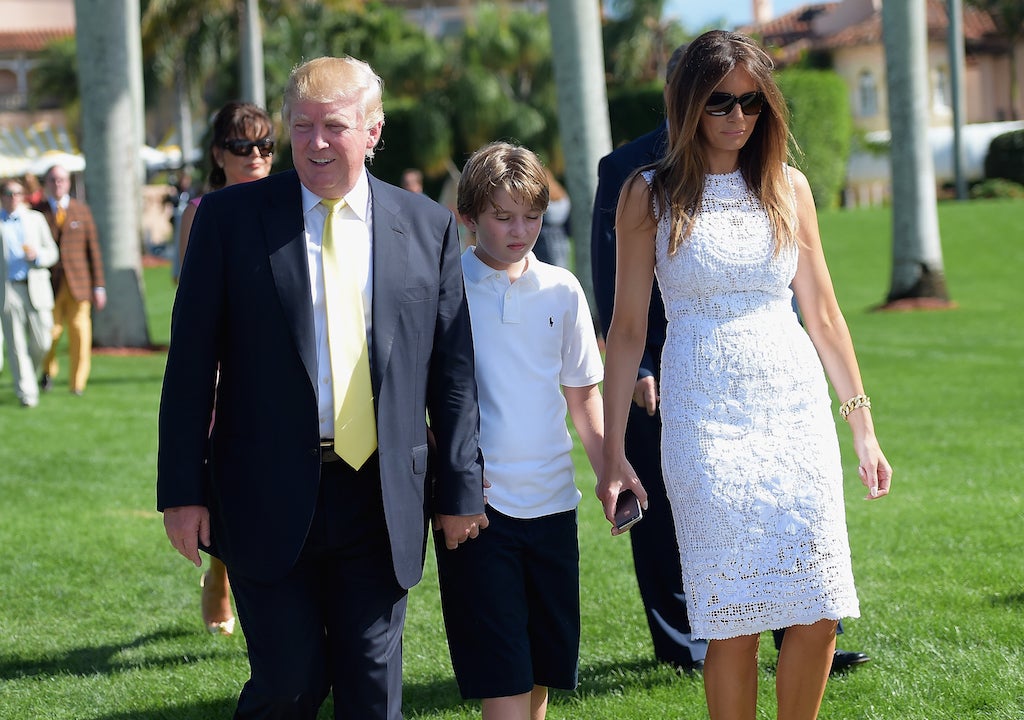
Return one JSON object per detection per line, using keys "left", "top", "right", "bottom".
{"left": 649, "top": 30, "right": 798, "bottom": 256}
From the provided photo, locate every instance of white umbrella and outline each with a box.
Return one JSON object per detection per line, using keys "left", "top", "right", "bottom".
{"left": 27, "top": 150, "right": 86, "bottom": 176}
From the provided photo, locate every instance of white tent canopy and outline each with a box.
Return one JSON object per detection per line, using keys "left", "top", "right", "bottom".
{"left": 1, "top": 122, "right": 198, "bottom": 178}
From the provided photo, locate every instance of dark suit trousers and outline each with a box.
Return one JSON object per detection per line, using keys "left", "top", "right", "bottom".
{"left": 229, "top": 455, "right": 407, "bottom": 720}
{"left": 625, "top": 404, "right": 707, "bottom": 667}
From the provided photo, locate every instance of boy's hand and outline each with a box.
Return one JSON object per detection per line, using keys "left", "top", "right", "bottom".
{"left": 436, "top": 512, "right": 489, "bottom": 550}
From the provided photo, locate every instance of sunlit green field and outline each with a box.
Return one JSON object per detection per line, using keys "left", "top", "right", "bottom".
{"left": 1, "top": 199, "right": 1021, "bottom": 719}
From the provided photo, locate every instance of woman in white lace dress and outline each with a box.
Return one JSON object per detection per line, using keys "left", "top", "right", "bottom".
{"left": 599, "top": 30, "right": 892, "bottom": 720}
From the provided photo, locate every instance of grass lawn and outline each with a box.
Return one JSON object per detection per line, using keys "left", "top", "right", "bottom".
{"left": 1, "top": 199, "right": 1021, "bottom": 719}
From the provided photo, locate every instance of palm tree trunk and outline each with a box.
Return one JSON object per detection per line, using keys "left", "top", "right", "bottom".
{"left": 548, "top": 0, "right": 613, "bottom": 308}
{"left": 74, "top": 0, "right": 152, "bottom": 346}
{"left": 881, "top": 0, "right": 952, "bottom": 306}
{"left": 239, "top": 0, "right": 266, "bottom": 108}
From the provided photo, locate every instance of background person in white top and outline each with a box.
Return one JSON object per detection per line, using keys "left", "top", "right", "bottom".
{"left": 0, "top": 179, "right": 58, "bottom": 408}
{"left": 435, "top": 141, "right": 604, "bottom": 720}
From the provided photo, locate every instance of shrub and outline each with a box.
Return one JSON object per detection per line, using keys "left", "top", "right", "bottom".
{"left": 607, "top": 83, "right": 665, "bottom": 148}
{"left": 969, "top": 177, "right": 1024, "bottom": 200}
{"left": 984, "top": 129, "right": 1024, "bottom": 185}
{"left": 777, "top": 69, "right": 852, "bottom": 210}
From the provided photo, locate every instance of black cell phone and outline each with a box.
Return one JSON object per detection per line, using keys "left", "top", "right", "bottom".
{"left": 614, "top": 490, "right": 643, "bottom": 532}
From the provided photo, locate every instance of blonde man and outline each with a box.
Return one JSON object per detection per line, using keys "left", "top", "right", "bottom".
{"left": 158, "top": 56, "right": 487, "bottom": 719}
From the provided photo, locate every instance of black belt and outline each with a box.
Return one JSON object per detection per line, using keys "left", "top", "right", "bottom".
{"left": 320, "top": 439, "right": 342, "bottom": 463}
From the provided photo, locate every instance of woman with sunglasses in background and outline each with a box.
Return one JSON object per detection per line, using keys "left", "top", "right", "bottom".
{"left": 175, "top": 101, "right": 275, "bottom": 635}
{"left": 599, "top": 30, "right": 892, "bottom": 720}
{"left": 176, "top": 102, "right": 275, "bottom": 272}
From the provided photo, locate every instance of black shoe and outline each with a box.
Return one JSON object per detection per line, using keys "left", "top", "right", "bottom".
{"left": 831, "top": 649, "right": 870, "bottom": 674}
{"left": 670, "top": 658, "right": 704, "bottom": 674}
{"left": 40, "top": 374, "right": 53, "bottom": 392}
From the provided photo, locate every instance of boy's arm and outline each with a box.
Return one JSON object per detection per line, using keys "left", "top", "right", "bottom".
{"left": 564, "top": 383, "right": 604, "bottom": 481}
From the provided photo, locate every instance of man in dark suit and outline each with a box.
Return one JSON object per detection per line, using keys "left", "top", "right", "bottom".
{"left": 592, "top": 47, "right": 869, "bottom": 676}
{"left": 35, "top": 164, "right": 106, "bottom": 396}
{"left": 158, "top": 56, "right": 487, "bottom": 720}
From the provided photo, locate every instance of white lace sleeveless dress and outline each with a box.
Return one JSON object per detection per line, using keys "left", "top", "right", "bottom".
{"left": 649, "top": 168, "right": 860, "bottom": 640}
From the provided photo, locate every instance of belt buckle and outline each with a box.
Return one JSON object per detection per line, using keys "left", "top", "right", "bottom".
{"left": 320, "top": 439, "right": 340, "bottom": 463}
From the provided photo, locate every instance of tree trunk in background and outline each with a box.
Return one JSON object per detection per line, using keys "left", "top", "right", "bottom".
{"left": 881, "top": 0, "right": 953, "bottom": 307}
{"left": 175, "top": 68, "right": 195, "bottom": 168}
{"left": 548, "top": 0, "right": 613, "bottom": 309}
{"left": 948, "top": 0, "right": 969, "bottom": 200}
{"left": 239, "top": 0, "right": 266, "bottom": 108}
{"left": 75, "top": 0, "right": 152, "bottom": 346}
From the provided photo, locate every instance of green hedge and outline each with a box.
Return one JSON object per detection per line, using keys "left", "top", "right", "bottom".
{"left": 984, "top": 129, "right": 1024, "bottom": 186}
{"left": 607, "top": 82, "right": 665, "bottom": 148}
{"left": 777, "top": 69, "right": 852, "bottom": 210}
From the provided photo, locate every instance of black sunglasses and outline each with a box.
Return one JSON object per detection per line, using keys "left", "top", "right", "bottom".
{"left": 704, "top": 91, "right": 765, "bottom": 116}
{"left": 223, "top": 137, "right": 275, "bottom": 157}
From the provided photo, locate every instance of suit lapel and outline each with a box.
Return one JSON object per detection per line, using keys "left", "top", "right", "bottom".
{"left": 368, "top": 177, "right": 406, "bottom": 396}
{"left": 264, "top": 172, "right": 318, "bottom": 391}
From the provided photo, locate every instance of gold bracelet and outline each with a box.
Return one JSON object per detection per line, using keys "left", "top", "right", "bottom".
{"left": 840, "top": 394, "right": 871, "bottom": 421}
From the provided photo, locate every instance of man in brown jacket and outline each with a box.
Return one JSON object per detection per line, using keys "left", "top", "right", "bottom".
{"left": 35, "top": 164, "right": 106, "bottom": 395}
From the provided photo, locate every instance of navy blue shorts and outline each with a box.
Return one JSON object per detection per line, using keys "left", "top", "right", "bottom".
{"left": 434, "top": 506, "right": 580, "bottom": 699}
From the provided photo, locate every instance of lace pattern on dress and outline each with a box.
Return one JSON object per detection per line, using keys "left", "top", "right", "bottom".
{"left": 644, "top": 168, "right": 859, "bottom": 639}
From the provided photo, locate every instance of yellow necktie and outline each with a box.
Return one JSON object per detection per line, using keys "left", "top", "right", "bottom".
{"left": 56, "top": 205, "right": 66, "bottom": 228}
{"left": 321, "top": 198, "right": 377, "bottom": 468}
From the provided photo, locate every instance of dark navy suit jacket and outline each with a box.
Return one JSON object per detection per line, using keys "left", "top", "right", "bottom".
{"left": 591, "top": 124, "right": 668, "bottom": 381}
{"left": 157, "top": 170, "right": 484, "bottom": 590}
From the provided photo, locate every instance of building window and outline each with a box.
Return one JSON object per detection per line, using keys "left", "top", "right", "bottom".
{"left": 858, "top": 71, "right": 878, "bottom": 117}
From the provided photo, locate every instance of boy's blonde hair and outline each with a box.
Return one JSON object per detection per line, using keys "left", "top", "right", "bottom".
{"left": 457, "top": 141, "right": 550, "bottom": 221}
{"left": 282, "top": 56, "right": 385, "bottom": 158}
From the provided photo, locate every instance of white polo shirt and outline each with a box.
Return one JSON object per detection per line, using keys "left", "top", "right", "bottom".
{"left": 462, "top": 247, "right": 604, "bottom": 519}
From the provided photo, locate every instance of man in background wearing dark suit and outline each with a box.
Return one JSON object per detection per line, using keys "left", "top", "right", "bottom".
{"left": 158, "top": 56, "right": 487, "bottom": 719}
{"left": 35, "top": 164, "right": 105, "bottom": 396}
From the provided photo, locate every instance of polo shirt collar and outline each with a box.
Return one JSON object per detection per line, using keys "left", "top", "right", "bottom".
{"left": 462, "top": 246, "right": 539, "bottom": 288}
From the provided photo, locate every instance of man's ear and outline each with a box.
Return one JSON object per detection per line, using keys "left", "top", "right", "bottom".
{"left": 366, "top": 120, "right": 384, "bottom": 151}
{"left": 460, "top": 214, "right": 476, "bottom": 233}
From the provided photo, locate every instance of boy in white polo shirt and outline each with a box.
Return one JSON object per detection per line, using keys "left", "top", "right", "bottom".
{"left": 434, "top": 141, "right": 604, "bottom": 720}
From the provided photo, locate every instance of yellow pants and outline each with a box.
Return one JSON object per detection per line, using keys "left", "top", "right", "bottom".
{"left": 43, "top": 283, "right": 93, "bottom": 393}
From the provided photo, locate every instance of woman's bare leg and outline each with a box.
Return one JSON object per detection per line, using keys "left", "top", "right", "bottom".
{"left": 703, "top": 634, "right": 759, "bottom": 720}
{"left": 201, "top": 557, "right": 235, "bottom": 635}
{"left": 775, "top": 619, "right": 837, "bottom": 720}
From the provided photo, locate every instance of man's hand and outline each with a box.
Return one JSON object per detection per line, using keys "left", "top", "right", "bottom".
{"left": 163, "top": 505, "right": 210, "bottom": 567}
{"left": 632, "top": 376, "right": 658, "bottom": 416}
{"left": 435, "top": 512, "right": 489, "bottom": 550}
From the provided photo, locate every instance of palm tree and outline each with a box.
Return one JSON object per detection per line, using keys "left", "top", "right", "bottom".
{"left": 141, "top": 0, "right": 245, "bottom": 166}
{"left": 549, "top": 0, "right": 612, "bottom": 303}
{"left": 28, "top": 38, "right": 80, "bottom": 129}
{"left": 446, "top": 4, "right": 559, "bottom": 163}
{"left": 75, "top": 0, "right": 151, "bottom": 347}
{"left": 602, "top": 0, "right": 688, "bottom": 86}
{"left": 881, "top": 0, "right": 952, "bottom": 306}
